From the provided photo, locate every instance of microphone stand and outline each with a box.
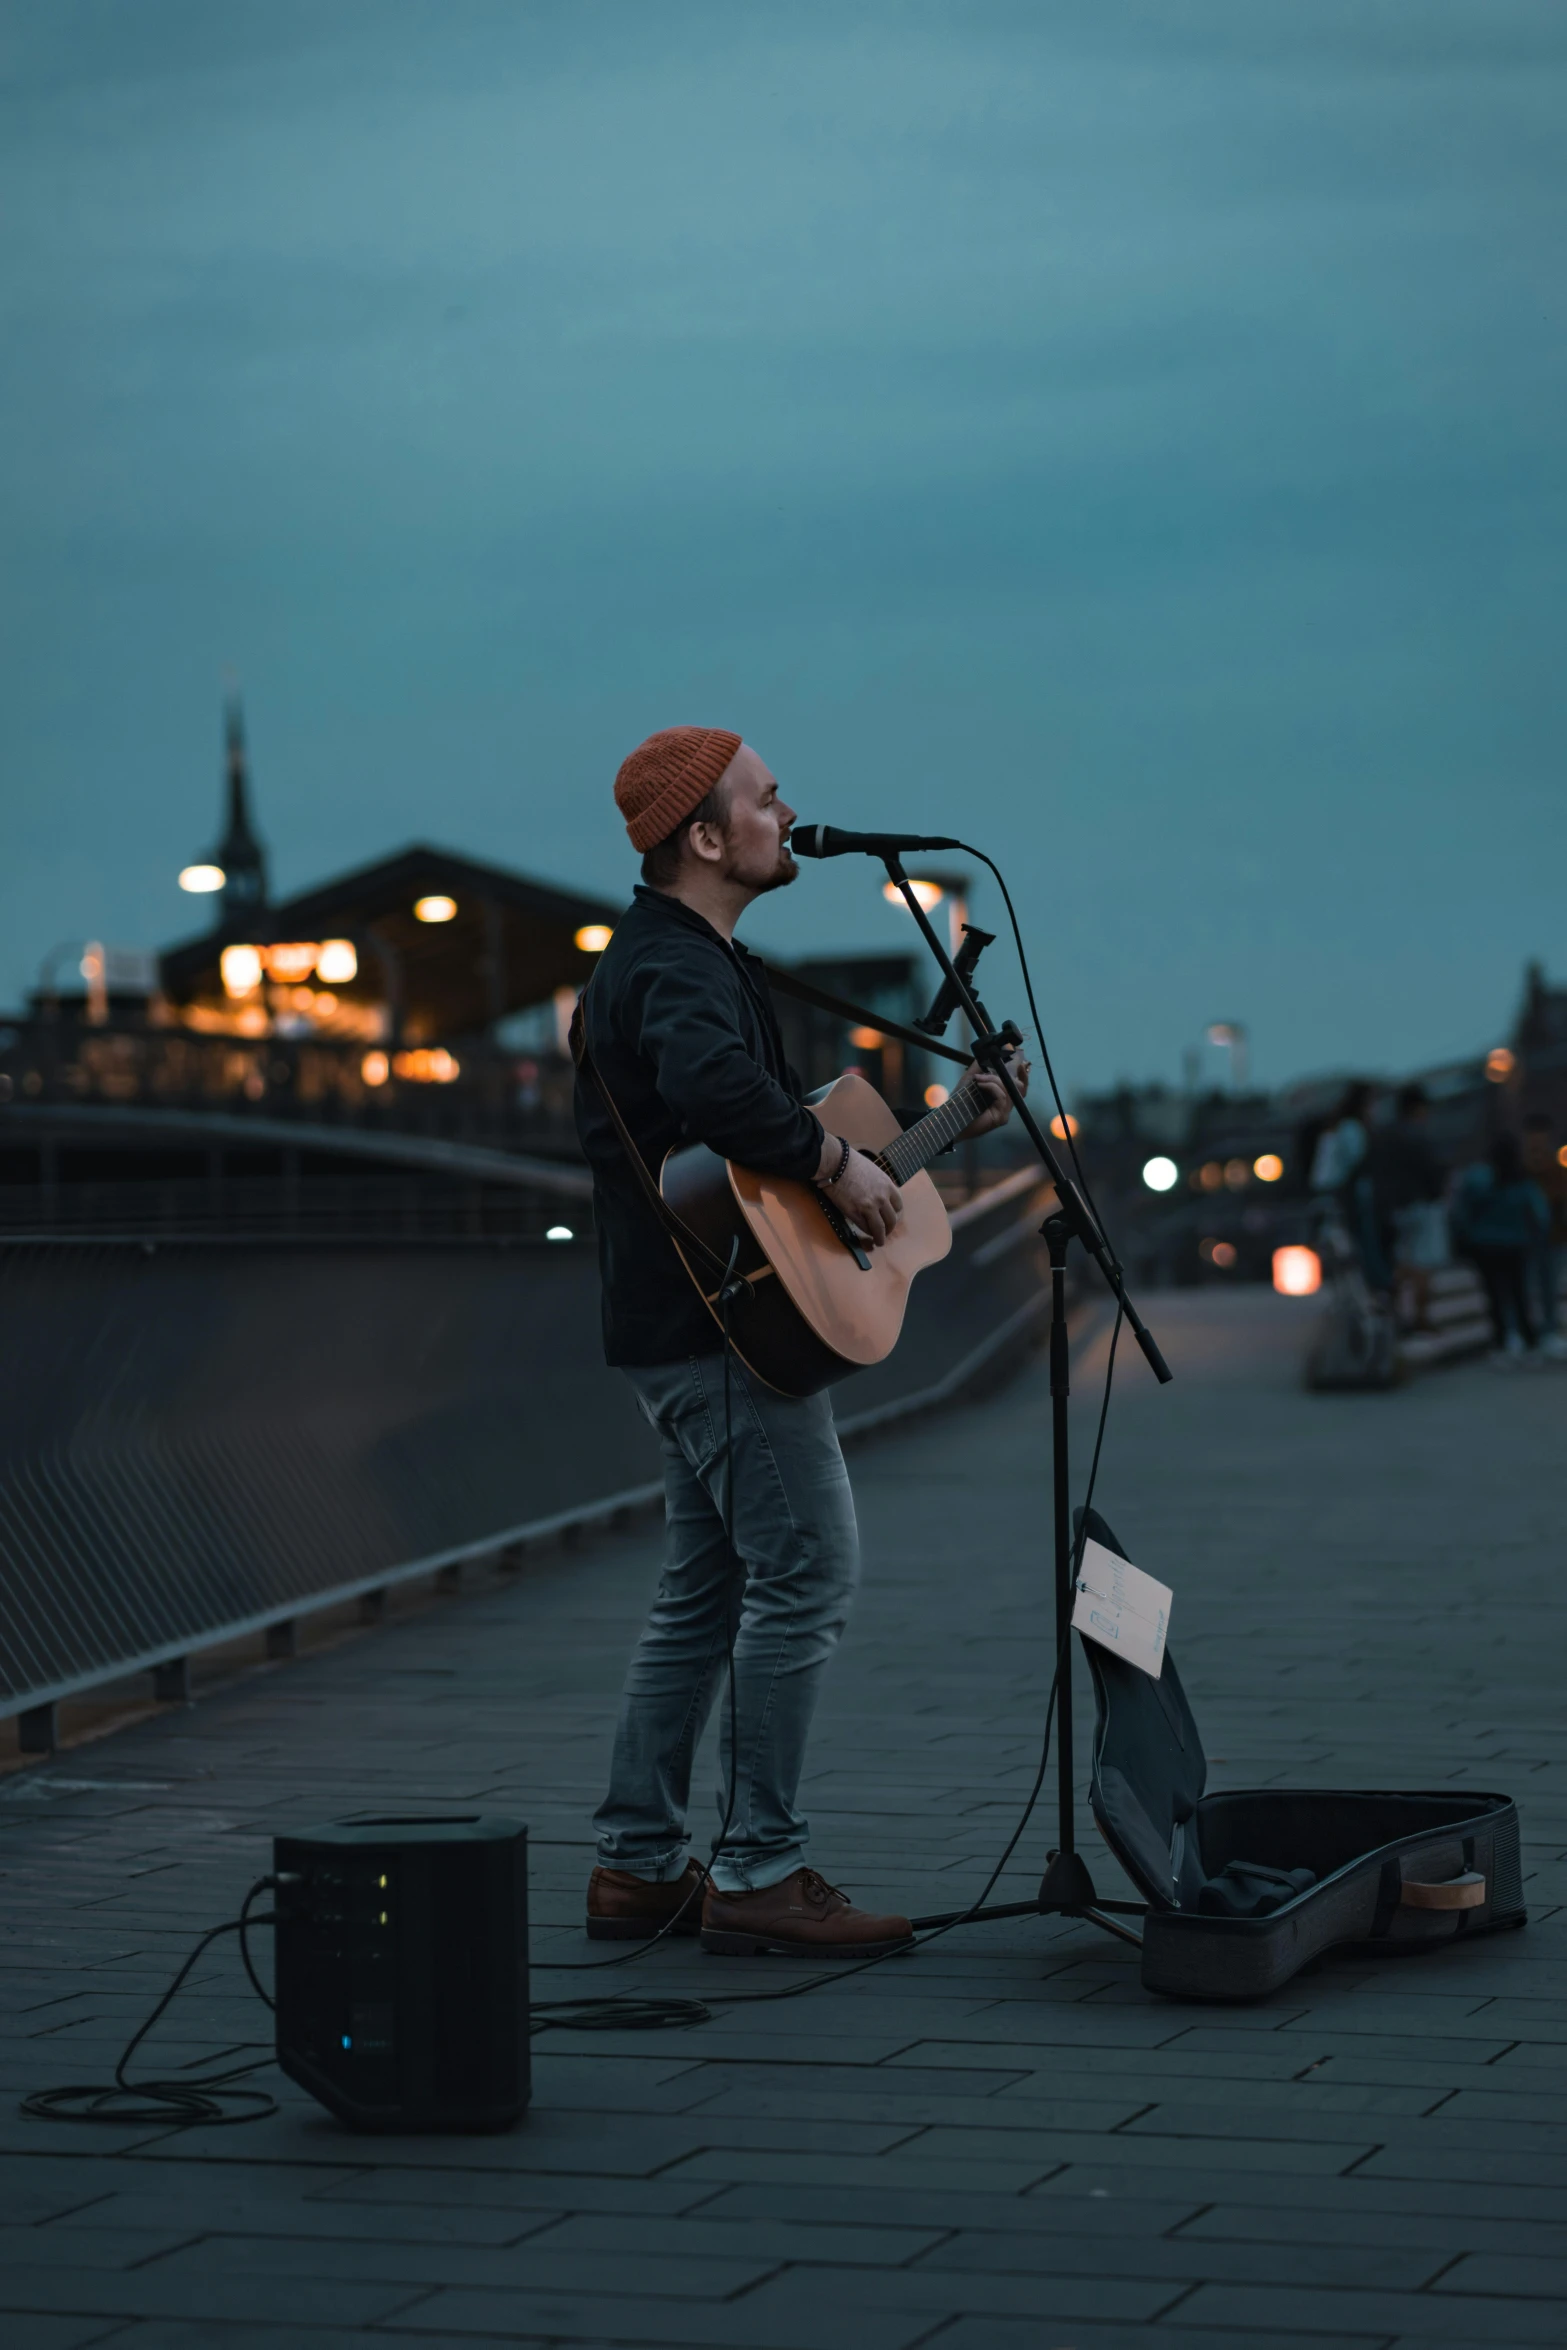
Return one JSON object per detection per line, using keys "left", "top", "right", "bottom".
{"left": 881, "top": 853, "right": 1171, "bottom": 1951}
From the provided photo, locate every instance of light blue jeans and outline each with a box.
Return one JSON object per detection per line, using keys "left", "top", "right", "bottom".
{"left": 593, "top": 1352, "right": 860, "bottom": 1894}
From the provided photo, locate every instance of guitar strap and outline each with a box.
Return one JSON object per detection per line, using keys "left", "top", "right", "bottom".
{"left": 567, "top": 989, "right": 739, "bottom": 1300}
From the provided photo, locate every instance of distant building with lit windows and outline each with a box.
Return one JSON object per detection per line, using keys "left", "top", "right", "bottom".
{"left": 0, "top": 701, "right": 942, "bottom": 1235}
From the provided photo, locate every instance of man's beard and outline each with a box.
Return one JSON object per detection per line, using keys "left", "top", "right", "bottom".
{"left": 727, "top": 847, "right": 799, "bottom": 897}
{"left": 752, "top": 850, "right": 799, "bottom": 897}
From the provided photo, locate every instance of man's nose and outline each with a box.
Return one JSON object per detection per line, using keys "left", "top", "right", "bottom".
{"left": 778, "top": 799, "right": 797, "bottom": 829}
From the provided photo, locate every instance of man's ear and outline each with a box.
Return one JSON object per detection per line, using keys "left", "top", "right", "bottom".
{"left": 686, "top": 818, "right": 727, "bottom": 867}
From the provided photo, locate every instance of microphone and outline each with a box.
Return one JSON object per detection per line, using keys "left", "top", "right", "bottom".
{"left": 789, "top": 825, "right": 962, "bottom": 859}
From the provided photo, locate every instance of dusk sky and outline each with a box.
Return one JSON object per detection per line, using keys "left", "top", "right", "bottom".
{"left": 2, "top": 1, "right": 1562, "bottom": 1093}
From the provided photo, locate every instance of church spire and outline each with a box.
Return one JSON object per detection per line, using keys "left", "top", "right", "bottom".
{"left": 216, "top": 694, "right": 268, "bottom": 925}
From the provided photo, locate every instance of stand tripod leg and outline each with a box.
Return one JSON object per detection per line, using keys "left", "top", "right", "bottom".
{"left": 1037, "top": 1212, "right": 1104, "bottom": 1919}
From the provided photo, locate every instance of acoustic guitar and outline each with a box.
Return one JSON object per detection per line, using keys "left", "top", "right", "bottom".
{"left": 659, "top": 1065, "right": 1001, "bottom": 1396}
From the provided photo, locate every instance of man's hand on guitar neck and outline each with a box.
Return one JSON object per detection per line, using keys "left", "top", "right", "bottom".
{"left": 957, "top": 1050, "right": 1031, "bottom": 1140}
{"left": 814, "top": 1132, "right": 904, "bottom": 1246}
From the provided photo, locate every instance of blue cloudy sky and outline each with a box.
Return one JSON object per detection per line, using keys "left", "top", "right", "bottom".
{"left": 2, "top": 1, "right": 1562, "bottom": 1090}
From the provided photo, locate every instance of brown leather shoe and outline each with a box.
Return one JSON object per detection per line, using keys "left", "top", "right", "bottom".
{"left": 701, "top": 1867, "right": 913, "bottom": 1958}
{"left": 586, "top": 1859, "right": 706, "bottom": 1941}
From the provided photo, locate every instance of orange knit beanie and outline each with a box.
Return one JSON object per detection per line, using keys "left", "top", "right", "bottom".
{"left": 614, "top": 726, "right": 742, "bottom": 852}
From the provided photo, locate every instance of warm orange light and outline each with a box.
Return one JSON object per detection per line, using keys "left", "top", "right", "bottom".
{"left": 1199, "top": 1160, "right": 1224, "bottom": 1191}
{"left": 575, "top": 925, "right": 614, "bottom": 953}
{"left": 220, "top": 944, "right": 264, "bottom": 996}
{"left": 1254, "top": 1153, "right": 1284, "bottom": 1183}
{"left": 414, "top": 894, "right": 457, "bottom": 924}
{"left": 1224, "top": 1158, "right": 1250, "bottom": 1189}
{"left": 849, "top": 1026, "right": 884, "bottom": 1050}
{"left": 315, "top": 939, "right": 358, "bottom": 984}
{"left": 392, "top": 1047, "right": 460, "bottom": 1084}
{"left": 883, "top": 878, "right": 944, "bottom": 914}
{"left": 1273, "top": 1245, "right": 1322, "bottom": 1297}
{"left": 1209, "top": 1240, "right": 1238, "bottom": 1270}
{"left": 1050, "top": 1113, "right": 1080, "bottom": 1140}
{"left": 924, "top": 1083, "right": 949, "bottom": 1108}
{"left": 1485, "top": 1046, "right": 1515, "bottom": 1083}
{"left": 264, "top": 941, "right": 320, "bottom": 983}
{"left": 1559, "top": 1146, "right": 1567, "bottom": 1170}
{"left": 361, "top": 1050, "right": 390, "bottom": 1087}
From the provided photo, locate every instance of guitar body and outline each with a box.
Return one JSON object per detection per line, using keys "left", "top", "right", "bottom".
{"left": 659, "top": 1073, "right": 953, "bottom": 1397}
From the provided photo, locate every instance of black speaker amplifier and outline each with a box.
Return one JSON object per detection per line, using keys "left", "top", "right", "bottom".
{"left": 273, "top": 1815, "right": 529, "bottom": 2132}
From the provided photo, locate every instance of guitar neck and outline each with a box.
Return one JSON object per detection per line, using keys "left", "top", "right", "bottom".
{"left": 874, "top": 1075, "right": 989, "bottom": 1185}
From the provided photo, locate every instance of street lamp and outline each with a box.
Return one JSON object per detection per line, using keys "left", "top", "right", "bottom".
{"left": 881, "top": 870, "right": 971, "bottom": 964}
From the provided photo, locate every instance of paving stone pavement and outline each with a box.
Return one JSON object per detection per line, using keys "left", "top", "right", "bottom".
{"left": 1, "top": 1284, "right": 1563, "bottom": 2350}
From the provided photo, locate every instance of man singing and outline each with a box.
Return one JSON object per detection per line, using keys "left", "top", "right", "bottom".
{"left": 575, "top": 726, "right": 1026, "bottom": 1956}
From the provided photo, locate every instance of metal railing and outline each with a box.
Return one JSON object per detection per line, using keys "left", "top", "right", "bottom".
{"left": 0, "top": 1177, "right": 1052, "bottom": 1748}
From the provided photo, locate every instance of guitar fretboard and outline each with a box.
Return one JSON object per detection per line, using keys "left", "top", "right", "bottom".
{"left": 873, "top": 1076, "right": 988, "bottom": 1186}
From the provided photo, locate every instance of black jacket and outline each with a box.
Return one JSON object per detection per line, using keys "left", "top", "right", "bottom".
{"left": 573, "top": 887, "right": 824, "bottom": 1365}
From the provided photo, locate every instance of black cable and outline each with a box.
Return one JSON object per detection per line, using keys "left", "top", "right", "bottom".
{"left": 23, "top": 850, "right": 1131, "bottom": 2087}
{"left": 21, "top": 1876, "right": 280, "bottom": 2126}
{"left": 957, "top": 841, "right": 1115, "bottom": 1261}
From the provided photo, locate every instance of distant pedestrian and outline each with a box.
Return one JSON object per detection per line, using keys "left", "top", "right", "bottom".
{"left": 1451, "top": 1132, "right": 1550, "bottom": 1364}
{"left": 1310, "top": 1081, "right": 1389, "bottom": 1291}
{"left": 1521, "top": 1114, "right": 1567, "bottom": 1362}
{"left": 1370, "top": 1083, "right": 1447, "bottom": 1332}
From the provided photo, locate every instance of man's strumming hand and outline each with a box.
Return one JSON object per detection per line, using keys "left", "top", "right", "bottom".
{"left": 816, "top": 1135, "right": 903, "bottom": 1246}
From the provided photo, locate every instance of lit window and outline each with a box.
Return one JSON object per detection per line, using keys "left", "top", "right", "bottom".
{"left": 575, "top": 925, "right": 613, "bottom": 953}
{"left": 546, "top": 1225, "right": 574, "bottom": 1242}
{"left": 392, "top": 1048, "right": 460, "bottom": 1084}
{"left": 924, "top": 1083, "right": 949, "bottom": 1108}
{"left": 316, "top": 939, "right": 358, "bottom": 984}
{"left": 1142, "top": 1156, "right": 1178, "bottom": 1192}
{"left": 414, "top": 895, "right": 457, "bottom": 924}
{"left": 179, "top": 863, "right": 225, "bottom": 894}
{"left": 1485, "top": 1047, "right": 1515, "bottom": 1083}
{"left": 220, "top": 944, "right": 264, "bottom": 996}
{"left": 265, "top": 942, "right": 319, "bottom": 984}
{"left": 1254, "top": 1153, "right": 1284, "bottom": 1183}
{"left": 361, "top": 1050, "right": 390, "bottom": 1087}
{"left": 1273, "top": 1245, "right": 1321, "bottom": 1297}
{"left": 882, "top": 879, "right": 944, "bottom": 914}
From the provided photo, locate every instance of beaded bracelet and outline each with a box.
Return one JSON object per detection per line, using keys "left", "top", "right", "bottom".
{"left": 821, "top": 1135, "right": 852, "bottom": 1187}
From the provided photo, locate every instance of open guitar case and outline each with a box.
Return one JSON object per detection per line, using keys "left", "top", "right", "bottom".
{"left": 1078, "top": 1510, "right": 1526, "bottom": 2000}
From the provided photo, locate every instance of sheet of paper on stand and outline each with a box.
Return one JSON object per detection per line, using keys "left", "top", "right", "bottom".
{"left": 1072, "top": 1536, "right": 1172, "bottom": 1680}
